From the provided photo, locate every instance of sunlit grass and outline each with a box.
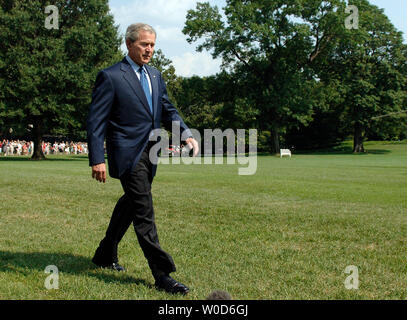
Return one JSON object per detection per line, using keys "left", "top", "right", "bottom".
{"left": 0, "top": 141, "right": 406, "bottom": 299}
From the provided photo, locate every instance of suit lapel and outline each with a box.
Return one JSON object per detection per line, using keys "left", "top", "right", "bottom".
{"left": 120, "top": 59, "right": 153, "bottom": 118}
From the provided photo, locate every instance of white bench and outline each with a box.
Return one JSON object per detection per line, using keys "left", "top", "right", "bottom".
{"left": 280, "top": 149, "right": 291, "bottom": 158}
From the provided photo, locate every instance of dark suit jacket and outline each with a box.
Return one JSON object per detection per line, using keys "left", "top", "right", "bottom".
{"left": 87, "top": 57, "right": 191, "bottom": 179}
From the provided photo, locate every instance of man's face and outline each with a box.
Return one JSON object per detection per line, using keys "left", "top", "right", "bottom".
{"left": 126, "top": 30, "right": 156, "bottom": 66}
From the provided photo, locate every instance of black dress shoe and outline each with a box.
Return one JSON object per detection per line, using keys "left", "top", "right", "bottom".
{"left": 155, "top": 275, "right": 189, "bottom": 295}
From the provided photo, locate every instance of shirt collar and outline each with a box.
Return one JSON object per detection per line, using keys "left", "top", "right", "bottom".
{"left": 126, "top": 55, "right": 145, "bottom": 73}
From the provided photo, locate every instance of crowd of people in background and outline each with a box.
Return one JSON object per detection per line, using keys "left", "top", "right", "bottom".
{"left": 0, "top": 139, "right": 88, "bottom": 156}
{"left": 0, "top": 139, "right": 193, "bottom": 157}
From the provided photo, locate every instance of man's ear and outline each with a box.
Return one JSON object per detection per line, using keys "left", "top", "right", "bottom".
{"left": 125, "top": 39, "right": 132, "bottom": 50}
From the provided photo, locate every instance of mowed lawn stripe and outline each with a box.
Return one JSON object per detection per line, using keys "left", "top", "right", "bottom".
{"left": 0, "top": 141, "right": 406, "bottom": 299}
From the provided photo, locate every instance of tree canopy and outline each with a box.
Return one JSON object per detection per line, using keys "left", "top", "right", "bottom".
{"left": 183, "top": 0, "right": 407, "bottom": 153}
{"left": 1, "top": 0, "right": 406, "bottom": 156}
{"left": 0, "top": 0, "right": 122, "bottom": 158}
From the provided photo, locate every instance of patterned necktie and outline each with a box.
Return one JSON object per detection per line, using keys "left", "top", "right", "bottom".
{"left": 139, "top": 66, "right": 153, "bottom": 114}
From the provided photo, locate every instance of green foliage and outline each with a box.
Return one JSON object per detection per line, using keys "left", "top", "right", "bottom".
{"left": 183, "top": 0, "right": 349, "bottom": 153}
{"left": 149, "top": 49, "right": 181, "bottom": 106}
{"left": 175, "top": 73, "right": 230, "bottom": 129}
{"left": 0, "top": 0, "right": 122, "bottom": 154}
{"left": 316, "top": 0, "right": 407, "bottom": 152}
{"left": 183, "top": 0, "right": 407, "bottom": 153}
{"left": 2, "top": 0, "right": 406, "bottom": 155}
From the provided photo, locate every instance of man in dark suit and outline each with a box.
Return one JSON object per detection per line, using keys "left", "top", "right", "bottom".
{"left": 87, "top": 23, "right": 198, "bottom": 295}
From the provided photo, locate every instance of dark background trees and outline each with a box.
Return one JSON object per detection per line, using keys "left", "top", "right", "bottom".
{"left": 1, "top": 0, "right": 406, "bottom": 157}
{"left": 313, "top": 0, "right": 407, "bottom": 152}
{"left": 182, "top": 0, "right": 407, "bottom": 153}
{"left": 182, "top": 0, "right": 349, "bottom": 153}
{"left": 0, "top": 0, "right": 122, "bottom": 159}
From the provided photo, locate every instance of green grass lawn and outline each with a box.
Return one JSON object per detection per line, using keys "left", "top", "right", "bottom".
{"left": 1, "top": 140, "right": 406, "bottom": 300}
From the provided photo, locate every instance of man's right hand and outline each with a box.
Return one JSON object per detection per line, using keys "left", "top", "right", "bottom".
{"left": 92, "top": 163, "right": 107, "bottom": 183}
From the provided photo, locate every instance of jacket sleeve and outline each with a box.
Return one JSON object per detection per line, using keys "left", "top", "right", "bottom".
{"left": 87, "top": 70, "right": 114, "bottom": 166}
{"left": 160, "top": 73, "right": 192, "bottom": 139}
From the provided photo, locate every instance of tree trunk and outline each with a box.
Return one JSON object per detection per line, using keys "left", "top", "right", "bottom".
{"left": 31, "top": 121, "right": 46, "bottom": 160}
{"left": 270, "top": 124, "right": 280, "bottom": 155}
{"left": 353, "top": 123, "right": 365, "bottom": 153}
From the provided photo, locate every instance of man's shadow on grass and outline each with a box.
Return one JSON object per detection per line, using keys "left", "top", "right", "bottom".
{"left": 0, "top": 250, "right": 152, "bottom": 289}
{"left": 0, "top": 156, "right": 88, "bottom": 162}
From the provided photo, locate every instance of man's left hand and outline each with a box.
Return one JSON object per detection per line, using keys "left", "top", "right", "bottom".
{"left": 185, "top": 137, "right": 199, "bottom": 157}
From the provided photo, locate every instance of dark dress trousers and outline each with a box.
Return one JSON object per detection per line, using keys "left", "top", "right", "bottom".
{"left": 87, "top": 57, "right": 191, "bottom": 279}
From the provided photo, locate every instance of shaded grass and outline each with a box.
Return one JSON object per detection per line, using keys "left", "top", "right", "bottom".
{"left": 0, "top": 140, "right": 406, "bottom": 299}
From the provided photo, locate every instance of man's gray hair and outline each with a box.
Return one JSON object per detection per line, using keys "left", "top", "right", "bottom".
{"left": 125, "top": 23, "right": 156, "bottom": 42}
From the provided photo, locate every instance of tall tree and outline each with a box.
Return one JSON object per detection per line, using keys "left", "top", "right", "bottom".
{"left": 316, "top": 0, "right": 407, "bottom": 152}
{"left": 183, "top": 0, "right": 348, "bottom": 153}
{"left": 0, "top": 0, "right": 122, "bottom": 159}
